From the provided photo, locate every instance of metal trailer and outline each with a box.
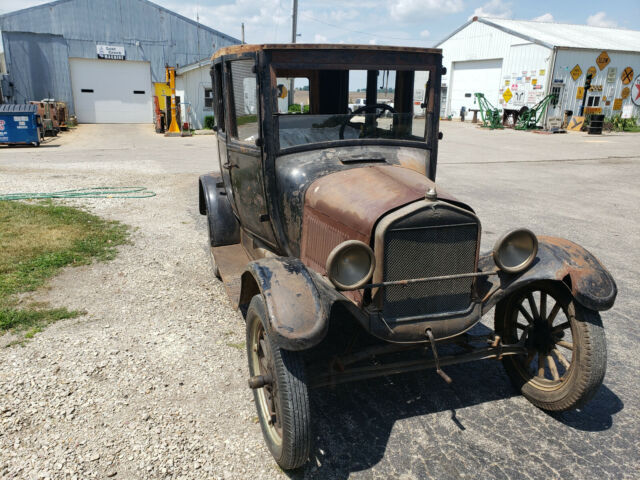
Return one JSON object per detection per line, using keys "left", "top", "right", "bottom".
{"left": 0, "top": 104, "right": 42, "bottom": 146}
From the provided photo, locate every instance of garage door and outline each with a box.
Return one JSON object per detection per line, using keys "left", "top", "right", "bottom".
{"left": 70, "top": 58, "right": 152, "bottom": 123}
{"left": 449, "top": 59, "right": 503, "bottom": 119}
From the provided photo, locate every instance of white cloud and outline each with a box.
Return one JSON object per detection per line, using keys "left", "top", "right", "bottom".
{"left": 389, "top": 0, "right": 464, "bottom": 22}
{"left": 586, "top": 12, "right": 617, "bottom": 28}
{"left": 470, "top": 0, "right": 512, "bottom": 19}
{"left": 532, "top": 13, "right": 554, "bottom": 23}
{"left": 419, "top": 29, "right": 431, "bottom": 38}
{"left": 368, "top": 39, "right": 377, "bottom": 45}
{"left": 314, "top": 34, "right": 328, "bottom": 43}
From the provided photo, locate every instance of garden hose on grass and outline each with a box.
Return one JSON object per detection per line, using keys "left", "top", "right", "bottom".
{"left": 0, "top": 187, "right": 156, "bottom": 201}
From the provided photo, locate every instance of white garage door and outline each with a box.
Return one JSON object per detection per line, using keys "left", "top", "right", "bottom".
{"left": 449, "top": 59, "right": 503, "bottom": 119}
{"left": 70, "top": 58, "right": 152, "bottom": 123}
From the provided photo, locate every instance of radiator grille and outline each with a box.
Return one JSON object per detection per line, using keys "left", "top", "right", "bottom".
{"left": 382, "top": 215, "right": 478, "bottom": 319}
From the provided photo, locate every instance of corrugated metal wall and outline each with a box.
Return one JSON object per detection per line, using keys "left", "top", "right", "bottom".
{"left": 498, "top": 43, "right": 552, "bottom": 110}
{"left": 439, "top": 20, "right": 528, "bottom": 115}
{"left": 0, "top": 0, "right": 239, "bottom": 112}
{"left": 549, "top": 48, "right": 640, "bottom": 119}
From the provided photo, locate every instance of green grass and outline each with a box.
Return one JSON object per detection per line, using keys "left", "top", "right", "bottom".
{"left": 0, "top": 200, "right": 128, "bottom": 341}
{"left": 236, "top": 114, "right": 257, "bottom": 126}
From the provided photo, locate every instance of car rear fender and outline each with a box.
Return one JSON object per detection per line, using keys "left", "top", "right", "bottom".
{"left": 198, "top": 173, "right": 240, "bottom": 246}
{"left": 237, "top": 257, "right": 341, "bottom": 351}
{"left": 478, "top": 235, "right": 617, "bottom": 313}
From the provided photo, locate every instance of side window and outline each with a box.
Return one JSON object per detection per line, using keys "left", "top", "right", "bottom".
{"left": 213, "top": 63, "right": 225, "bottom": 133}
{"left": 204, "top": 87, "right": 213, "bottom": 110}
{"left": 229, "top": 59, "right": 259, "bottom": 142}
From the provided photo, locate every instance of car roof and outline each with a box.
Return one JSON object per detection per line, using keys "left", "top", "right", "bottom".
{"left": 211, "top": 43, "right": 442, "bottom": 61}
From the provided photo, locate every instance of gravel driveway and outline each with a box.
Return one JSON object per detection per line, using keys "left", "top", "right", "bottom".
{"left": 0, "top": 124, "right": 638, "bottom": 479}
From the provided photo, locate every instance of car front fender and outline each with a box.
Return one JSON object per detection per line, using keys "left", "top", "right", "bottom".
{"left": 478, "top": 235, "right": 617, "bottom": 313}
{"left": 238, "top": 257, "right": 342, "bottom": 351}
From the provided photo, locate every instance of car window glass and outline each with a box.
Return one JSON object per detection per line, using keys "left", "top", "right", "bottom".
{"left": 230, "top": 59, "right": 259, "bottom": 142}
{"left": 274, "top": 68, "right": 431, "bottom": 149}
{"left": 277, "top": 78, "right": 309, "bottom": 114}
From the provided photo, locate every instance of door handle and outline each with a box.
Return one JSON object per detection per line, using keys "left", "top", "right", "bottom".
{"left": 223, "top": 162, "right": 238, "bottom": 169}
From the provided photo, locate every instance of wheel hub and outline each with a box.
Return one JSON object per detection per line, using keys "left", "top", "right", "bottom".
{"left": 527, "top": 319, "right": 556, "bottom": 354}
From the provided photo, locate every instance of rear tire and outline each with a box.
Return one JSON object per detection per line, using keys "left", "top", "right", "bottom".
{"left": 246, "top": 295, "right": 311, "bottom": 470}
{"left": 495, "top": 282, "right": 606, "bottom": 411}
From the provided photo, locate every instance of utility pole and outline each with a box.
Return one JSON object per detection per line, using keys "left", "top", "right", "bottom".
{"left": 288, "top": 0, "right": 298, "bottom": 108}
{"left": 241, "top": 23, "right": 245, "bottom": 44}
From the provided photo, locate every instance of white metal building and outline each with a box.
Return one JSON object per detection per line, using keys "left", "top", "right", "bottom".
{"left": 176, "top": 61, "right": 214, "bottom": 130}
{"left": 437, "top": 17, "right": 640, "bottom": 122}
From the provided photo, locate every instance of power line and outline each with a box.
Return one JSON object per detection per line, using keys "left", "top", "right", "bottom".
{"left": 299, "top": 12, "right": 422, "bottom": 42}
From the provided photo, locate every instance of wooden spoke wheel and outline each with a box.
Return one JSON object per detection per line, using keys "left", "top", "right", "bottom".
{"left": 495, "top": 282, "right": 607, "bottom": 411}
{"left": 246, "top": 295, "right": 310, "bottom": 470}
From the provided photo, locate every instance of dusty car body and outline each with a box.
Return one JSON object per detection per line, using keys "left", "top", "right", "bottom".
{"left": 198, "top": 44, "right": 616, "bottom": 470}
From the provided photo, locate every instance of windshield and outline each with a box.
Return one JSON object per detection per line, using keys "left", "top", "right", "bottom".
{"left": 278, "top": 112, "right": 425, "bottom": 149}
{"left": 273, "top": 68, "right": 432, "bottom": 151}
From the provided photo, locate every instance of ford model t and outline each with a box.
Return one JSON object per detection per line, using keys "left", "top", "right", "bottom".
{"left": 199, "top": 44, "right": 616, "bottom": 469}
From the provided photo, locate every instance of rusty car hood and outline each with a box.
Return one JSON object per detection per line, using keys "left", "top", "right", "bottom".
{"left": 304, "top": 165, "right": 462, "bottom": 238}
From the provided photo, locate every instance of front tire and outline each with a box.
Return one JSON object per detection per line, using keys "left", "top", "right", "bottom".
{"left": 495, "top": 282, "right": 606, "bottom": 411}
{"left": 246, "top": 295, "right": 311, "bottom": 469}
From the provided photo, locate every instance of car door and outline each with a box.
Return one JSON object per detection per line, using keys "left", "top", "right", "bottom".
{"left": 224, "top": 57, "right": 277, "bottom": 247}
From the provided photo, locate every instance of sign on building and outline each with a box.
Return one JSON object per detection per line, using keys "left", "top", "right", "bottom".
{"left": 596, "top": 51, "right": 610, "bottom": 71}
{"left": 97, "top": 45, "right": 126, "bottom": 60}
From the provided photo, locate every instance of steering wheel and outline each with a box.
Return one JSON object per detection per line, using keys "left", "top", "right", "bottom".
{"left": 339, "top": 103, "right": 397, "bottom": 139}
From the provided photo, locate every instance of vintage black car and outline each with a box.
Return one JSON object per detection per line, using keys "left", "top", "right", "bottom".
{"left": 199, "top": 44, "right": 616, "bottom": 470}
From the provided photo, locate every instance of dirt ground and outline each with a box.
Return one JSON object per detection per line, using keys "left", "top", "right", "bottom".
{"left": 0, "top": 123, "right": 638, "bottom": 479}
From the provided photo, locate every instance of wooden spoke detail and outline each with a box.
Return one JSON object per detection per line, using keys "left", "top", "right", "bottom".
{"left": 525, "top": 350, "right": 536, "bottom": 368}
{"left": 539, "top": 292, "right": 547, "bottom": 321}
{"left": 546, "top": 302, "right": 561, "bottom": 325}
{"left": 537, "top": 355, "right": 546, "bottom": 378}
{"left": 552, "top": 348, "right": 570, "bottom": 370}
{"left": 552, "top": 321, "right": 570, "bottom": 334}
{"left": 518, "top": 305, "right": 535, "bottom": 325}
{"left": 516, "top": 322, "right": 529, "bottom": 330}
{"left": 546, "top": 354, "right": 560, "bottom": 381}
{"left": 557, "top": 340, "right": 573, "bottom": 351}
{"left": 527, "top": 293, "right": 540, "bottom": 320}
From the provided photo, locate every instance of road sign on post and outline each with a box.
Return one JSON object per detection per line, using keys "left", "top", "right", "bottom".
{"left": 570, "top": 64, "right": 582, "bottom": 81}
{"left": 596, "top": 51, "right": 610, "bottom": 70}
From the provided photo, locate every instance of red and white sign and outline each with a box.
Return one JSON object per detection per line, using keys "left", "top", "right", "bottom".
{"left": 0, "top": 120, "right": 5, "bottom": 131}
{"left": 632, "top": 74, "right": 640, "bottom": 107}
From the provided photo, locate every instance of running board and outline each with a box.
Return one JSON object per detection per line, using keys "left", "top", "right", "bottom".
{"left": 211, "top": 244, "right": 250, "bottom": 304}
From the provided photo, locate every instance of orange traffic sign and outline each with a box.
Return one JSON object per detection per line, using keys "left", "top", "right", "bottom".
{"left": 570, "top": 64, "right": 582, "bottom": 81}
{"left": 502, "top": 88, "right": 513, "bottom": 103}
{"left": 596, "top": 51, "right": 610, "bottom": 70}
{"left": 621, "top": 67, "right": 634, "bottom": 85}
{"left": 587, "top": 66, "right": 597, "bottom": 78}
{"left": 621, "top": 87, "right": 630, "bottom": 99}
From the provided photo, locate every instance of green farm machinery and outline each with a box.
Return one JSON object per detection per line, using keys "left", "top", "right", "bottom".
{"left": 474, "top": 93, "right": 503, "bottom": 129}
{"left": 515, "top": 93, "right": 558, "bottom": 130}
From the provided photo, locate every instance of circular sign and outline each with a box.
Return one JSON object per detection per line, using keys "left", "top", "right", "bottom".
{"left": 621, "top": 87, "right": 630, "bottom": 99}
{"left": 587, "top": 66, "right": 597, "bottom": 78}
{"left": 632, "top": 75, "right": 640, "bottom": 107}
{"left": 277, "top": 84, "right": 288, "bottom": 99}
{"left": 621, "top": 67, "right": 634, "bottom": 85}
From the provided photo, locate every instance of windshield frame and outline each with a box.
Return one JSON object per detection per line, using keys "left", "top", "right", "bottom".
{"left": 265, "top": 53, "right": 441, "bottom": 159}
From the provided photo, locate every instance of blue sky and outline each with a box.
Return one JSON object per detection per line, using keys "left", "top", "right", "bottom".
{"left": 1, "top": 0, "right": 639, "bottom": 47}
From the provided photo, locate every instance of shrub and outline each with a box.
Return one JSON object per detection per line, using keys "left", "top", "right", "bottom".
{"left": 287, "top": 104, "right": 310, "bottom": 113}
{"left": 204, "top": 115, "right": 215, "bottom": 130}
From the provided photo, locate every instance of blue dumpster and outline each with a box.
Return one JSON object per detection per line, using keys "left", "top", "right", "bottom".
{"left": 0, "top": 104, "right": 42, "bottom": 147}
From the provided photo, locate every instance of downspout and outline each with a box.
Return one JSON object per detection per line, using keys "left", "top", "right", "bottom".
{"left": 542, "top": 46, "right": 558, "bottom": 126}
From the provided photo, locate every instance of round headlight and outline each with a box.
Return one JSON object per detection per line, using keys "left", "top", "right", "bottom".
{"left": 326, "top": 240, "right": 375, "bottom": 290}
{"left": 493, "top": 229, "right": 538, "bottom": 273}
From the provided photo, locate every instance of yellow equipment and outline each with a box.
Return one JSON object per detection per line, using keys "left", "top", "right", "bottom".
{"left": 165, "top": 66, "right": 180, "bottom": 135}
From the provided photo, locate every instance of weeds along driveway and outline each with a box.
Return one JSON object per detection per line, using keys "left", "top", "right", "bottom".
{"left": 0, "top": 123, "right": 639, "bottom": 479}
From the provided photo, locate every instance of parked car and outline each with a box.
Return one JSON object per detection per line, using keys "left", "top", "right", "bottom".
{"left": 199, "top": 44, "right": 616, "bottom": 470}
